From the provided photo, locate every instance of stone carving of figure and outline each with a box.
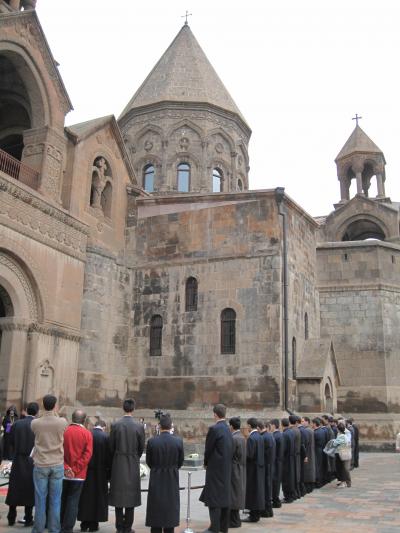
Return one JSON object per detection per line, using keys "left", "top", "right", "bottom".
{"left": 91, "top": 157, "right": 108, "bottom": 210}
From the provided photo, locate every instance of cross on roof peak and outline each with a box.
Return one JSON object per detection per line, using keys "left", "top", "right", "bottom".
{"left": 352, "top": 113, "right": 362, "bottom": 126}
{"left": 181, "top": 10, "right": 192, "bottom": 25}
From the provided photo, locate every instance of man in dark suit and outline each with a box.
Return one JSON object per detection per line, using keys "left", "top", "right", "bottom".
{"left": 270, "top": 419, "right": 283, "bottom": 508}
{"left": 146, "top": 413, "right": 184, "bottom": 533}
{"left": 199, "top": 404, "right": 233, "bottom": 533}
{"left": 78, "top": 420, "right": 111, "bottom": 532}
{"left": 313, "top": 417, "right": 326, "bottom": 488}
{"left": 243, "top": 417, "right": 265, "bottom": 523}
{"left": 5, "top": 402, "right": 39, "bottom": 527}
{"left": 109, "top": 398, "right": 145, "bottom": 533}
{"left": 281, "top": 418, "right": 296, "bottom": 503}
{"left": 301, "top": 416, "right": 316, "bottom": 493}
{"left": 257, "top": 420, "right": 276, "bottom": 518}
{"left": 228, "top": 416, "right": 246, "bottom": 528}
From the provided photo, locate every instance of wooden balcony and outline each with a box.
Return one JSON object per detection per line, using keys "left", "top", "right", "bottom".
{"left": 0, "top": 147, "right": 39, "bottom": 189}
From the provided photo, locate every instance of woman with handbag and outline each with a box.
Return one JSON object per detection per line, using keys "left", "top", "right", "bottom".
{"left": 331, "top": 422, "right": 352, "bottom": 488}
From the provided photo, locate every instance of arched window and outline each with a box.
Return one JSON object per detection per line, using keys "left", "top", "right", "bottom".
{"left": 101, "top": 182, "right": 112, "bottom": 218}
{"left": 143, "top": 164, "right": 155, "bottom": 192}
{"left": 150, "top": 315, "right": 163, "bottom": 356}
{"left": 221, "top": 308, "right": 236, "bottom": 354}
{"left": 212, "top": 168, "right": 223, "bottom": 192}
{"left": 185, "top": 277, "right": 198, "bottom": 312}
{"left": 177, "top": 162, "right": 190, "bottom": 192}
{"left": 304, "top": 312, "right": 309, "bottom": 340}
{"left": 237, "top": 178, "right": 243, "bottom": 191}
{"left": 292, "top": 337, "right": 297, "bottom": 379}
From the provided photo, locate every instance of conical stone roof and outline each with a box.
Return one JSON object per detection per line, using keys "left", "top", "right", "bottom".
{"left": 335, "top": 124, "right": 384, "bottom": 161}
{"left": 119, "top": 24, "right": 247, "bottom": 125}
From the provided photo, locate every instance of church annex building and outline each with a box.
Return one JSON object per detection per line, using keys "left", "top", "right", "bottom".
{"left": 0, "top": 2, "right": 399, "bottom": 447}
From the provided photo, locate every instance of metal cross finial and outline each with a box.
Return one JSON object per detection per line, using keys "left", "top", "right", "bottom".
{"left": 182, "top": 10, "right": 192, "bottom": 25}
{"left": 352, "top": 113, "right": 362, "bottom": 126}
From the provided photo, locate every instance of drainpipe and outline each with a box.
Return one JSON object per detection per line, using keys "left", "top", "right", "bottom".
{"left": 275, "top": 187, "right": 289, "bottom": 412}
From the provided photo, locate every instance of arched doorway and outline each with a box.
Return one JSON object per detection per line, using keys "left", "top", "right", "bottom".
{"left": 0, "top": 252, "right": 39, "bottom": 411}
{"left": 324, "top": 381, "right": 333, "bottom": 413}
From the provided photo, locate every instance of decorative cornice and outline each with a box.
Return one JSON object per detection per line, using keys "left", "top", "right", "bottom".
{"left": 318, "top": 283, "right": 400, "bottom": 294}
{"left": 0, "top": 173, "right": 88, "bottom": 260}
{"left": 0, "top": 319, "right": 82, "bottom": 341}
{"left": 118, "top": 101, "right": 251, "bottom": 142}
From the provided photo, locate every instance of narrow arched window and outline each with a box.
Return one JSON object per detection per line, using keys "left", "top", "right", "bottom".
{"left": 292, "top": 337, "right": 297, "bottom": 379}
{"left": 304, "top": 312, "right": 309, "bottom": 340}
{"left": 221, "top": 308, "right": 236, "bottom": 354}
{"left": 143, "top": 164, "right": 155, "bottom": 192}
{"left": 101, "top": 182, "right": 112, "bottom": 218}
{"left": 237, "top": 178, "right": 243, "bottom": 191}
{"left": 150, "top": 315, "right": 163, "bottom": 356}
{"left": 177, "top": 163, "right": 190, "bottom": 192}
{"left": 212, "top": 168, "right": 223, "bottom": 192}
{"left": 185, "top": 277, "right": 198, "bottom": 312}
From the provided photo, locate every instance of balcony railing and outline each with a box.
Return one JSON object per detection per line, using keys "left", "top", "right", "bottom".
{"left": 0, "top": 147, "right": 39, "bottom": 189}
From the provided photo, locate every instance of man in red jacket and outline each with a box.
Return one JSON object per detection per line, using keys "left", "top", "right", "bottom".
{"left": 61, "top": 410, "right": 93, "bottom": 533}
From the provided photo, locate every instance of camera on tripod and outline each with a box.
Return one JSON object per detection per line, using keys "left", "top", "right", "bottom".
{"left": 154, "top": 408, "right": 164, "bottom": 421}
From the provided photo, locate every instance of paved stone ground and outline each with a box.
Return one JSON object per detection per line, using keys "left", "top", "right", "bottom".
{"left": 1, "top": 453, "right": 399, "bottom": 532}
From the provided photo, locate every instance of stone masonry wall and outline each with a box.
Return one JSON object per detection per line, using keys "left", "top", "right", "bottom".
{"left": 126, "top": 193, "right": 283, "bottom": 410}
{"left": 77, "top": 249, "right": 132, "bottom": 406}
{"left": 317, "top": 242, "right": 400, "bottom": 412}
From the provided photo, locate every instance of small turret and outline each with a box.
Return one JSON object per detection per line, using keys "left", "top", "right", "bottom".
{"left": 335, "top": 120, "right": 386, "bottom": 203}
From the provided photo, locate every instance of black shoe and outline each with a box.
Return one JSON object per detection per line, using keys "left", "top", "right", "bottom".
{"left": 260, "top": 508, "right": 273, "bottom": 518}
{"left": 242, "top": 517, "right": 259, "bottom": 523}
{"left": 8, "top": 521, "right": 15, "bottom": 527}
{"left": 24, "top": 522, "right": 34, "bottom": 528}
{"left": 282, "top": 498, "right": 294, "bottom": 504}
{"left": 272, "top": 500, "right": 282, "bottom": 508}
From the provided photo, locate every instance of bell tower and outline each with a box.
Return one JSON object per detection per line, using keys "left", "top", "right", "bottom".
{"left": 118, "top": 23, "right": 251, "bottom": 195}
{"left": 335, "top": 119, "right": 386, "bottom": 203}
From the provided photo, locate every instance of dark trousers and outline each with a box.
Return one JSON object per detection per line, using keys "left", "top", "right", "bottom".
{"left": 209, "top": 507, "right": 229, "bottom": 533}
{"left": 61, "top": 480, "right": 84, "bottom": 533}
{"left": 336, "top": 457, "right": 351, "bottom": 485}
{"left": 115, "top": 507, "right": 134, "bottom": 532}
{"left": 7, "top": 505, "right": 33, "bottom": 524}
{"left": 272, "top": 476, "right": 281, "bottom": 505}
{"left": 150, "top": 528, "right": 174, "bottom": 533}
{"left": 229, "top": 509, "right": 241, "bottom": 527}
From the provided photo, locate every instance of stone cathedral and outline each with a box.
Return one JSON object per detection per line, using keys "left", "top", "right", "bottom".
{"left": 0, "top": 2, "right": 399, "bottom": 447}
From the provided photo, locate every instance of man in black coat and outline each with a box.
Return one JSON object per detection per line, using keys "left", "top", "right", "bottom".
{"left": 78, "top": 420, "right": 111, "bottom": 532}
{"left": 281, "top": 418, "right": 296, "bottom": 503}
{"left": 288, "top": 415, "right": 304, "bottom": 499}
{"left": 313, "top": 417, "right": 326, "bottom": 488}
{"left": 228, "top": 417, "right": 246, "bottom": 529}
{"left": 199, "top": 404, "right": 233, "bottom": 533}
{"left": 257, "top": 420, "right": 276, "bottom": 519}
{"left": 348, "top": 418, "right": 360, "bottom": 468}
{"left": 270, "top": 419, "right": 283, "bottom": 508}
{"left": 145, "top": 413, "right": 184, "bottom": 533}
{"left": 301, "top": 417, "right": 316, "bottom": 493}
{"left": 5, "top": 401, "right": 38, "bottom": 527}
{"left": 243, "top": 417, "right": 265, "bottom": 523}
{"left": 109, "top": 398, "right": 145, "bottom": 533}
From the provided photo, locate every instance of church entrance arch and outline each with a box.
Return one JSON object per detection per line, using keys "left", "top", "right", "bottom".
{"left": 324, "top": 380, "right": 333, "bottom": 413}
{"left": 0, "top": 251, "right": 39, "bottom": 411}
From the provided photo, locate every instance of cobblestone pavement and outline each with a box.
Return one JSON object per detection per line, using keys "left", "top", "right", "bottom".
{"left": 1, "top": 453, "right": 399, "bottom": 532}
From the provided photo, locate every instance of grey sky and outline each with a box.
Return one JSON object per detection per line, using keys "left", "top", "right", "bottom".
{"left": 37, "top": 0, "right": 400, "bottom": 216}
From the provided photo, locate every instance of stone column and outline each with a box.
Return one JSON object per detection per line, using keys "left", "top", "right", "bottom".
{"left": 339, "top": 177, "right": 349, "bottom": 202}
{"left": 0, "top": 320, "right": 29, "bottom": 409}
{"left": 22, "top": 126, "right": 66, "bottom": 204}
{"left": 356, "top": 171, "right": 363, "bottom": 195}
{"left": 376, "top": 173, "right": 385, "bottom": 198}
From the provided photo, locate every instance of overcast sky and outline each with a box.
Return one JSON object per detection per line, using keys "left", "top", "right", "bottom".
{"left": 36, "top": 0, "right": 400, "bottom": 216}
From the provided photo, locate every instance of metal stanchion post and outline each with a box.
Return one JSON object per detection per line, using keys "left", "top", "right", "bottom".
{"left": 183, "top": 471, "right": 194, "bottom": 533}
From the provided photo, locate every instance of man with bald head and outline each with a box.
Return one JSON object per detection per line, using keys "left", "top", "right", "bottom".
{"left": 61, "top": 409, "right": 93, "bottom": 533}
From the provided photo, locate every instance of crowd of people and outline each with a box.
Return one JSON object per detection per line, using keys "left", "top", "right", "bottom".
{"left": 0, "top": 396, "right": 360, "bottom": 533}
